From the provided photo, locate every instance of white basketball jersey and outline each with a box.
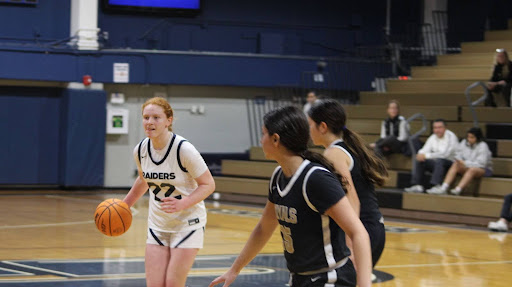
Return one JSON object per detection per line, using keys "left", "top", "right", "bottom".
{"left": 136, "top": 133, "right": 206, "bottom": 232}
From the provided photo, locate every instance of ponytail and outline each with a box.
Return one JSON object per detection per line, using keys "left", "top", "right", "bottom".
{"left": 302, "top": 150, "right": 347, "bottom": 188}
{"left": 343, "top": 128, "right": 388, "bottom": 186}
{"left": 263, "top": 105, "right": 348, "bottom": 189}
{"left": 309, "top": 99, "right": 388, "bottom": 187}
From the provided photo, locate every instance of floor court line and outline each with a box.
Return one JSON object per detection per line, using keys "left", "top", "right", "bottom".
{"left": 1, "top": 261, "right": 78, "bottom": 277}
{"left": 0, "top": 267, "right": 33, "bottom": 276}
{"left": 377, "top": 260, "right": 512, "bottom": 269}
{"left": 45, "top": 195, "right": 141, "bottom": 216}
{"left": 0, "top": 221, "right": 94, "bottom": 230}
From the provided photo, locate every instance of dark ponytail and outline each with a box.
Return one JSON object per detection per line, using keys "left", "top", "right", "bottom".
{"left": 309, "top": 100, "right": 388, "bottom": 186}
{"left": 342, "top": 127, "right": 388, "bottom": 186}
{"left": 302, "top": 150, "right": 346, "bottom": 186}
{"left": 264, "top": 106, "right": 346, "bottom": 186}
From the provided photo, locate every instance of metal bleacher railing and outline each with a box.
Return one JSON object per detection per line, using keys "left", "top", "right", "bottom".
{"left": 464, "top": 81, "right": 489, "bottom": 127}
{"left": 406, "top": 113, "right": 428, "bottom": 181}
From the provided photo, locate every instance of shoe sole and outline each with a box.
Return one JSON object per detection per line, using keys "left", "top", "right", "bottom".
{"left": 488, "top": 228, "right": 508, "bottom": 232}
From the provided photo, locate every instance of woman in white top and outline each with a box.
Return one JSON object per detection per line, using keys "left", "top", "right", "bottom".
{"left": 427, "top": 127, "right": 492, "bottom": 196}
{"left": 123, "top": 97, "right": 215, "bottom": 287}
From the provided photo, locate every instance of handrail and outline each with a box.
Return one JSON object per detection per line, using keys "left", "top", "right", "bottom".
{"left": 464, "top": 81, "right": 489, "bottom": 127}
{"left": 406, "top": 113, "right": 428, "bottom": 181}
{"left": 406, "top": 113, "right": 428, "bottom": 140}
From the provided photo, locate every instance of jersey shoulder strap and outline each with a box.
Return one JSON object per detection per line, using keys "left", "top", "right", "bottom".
{"left": 137, "top": 138, "right": 147, "bottom": 166}
{"left": 177, "top": 139, "right": 189, "bottom": 172}
{"left": 302, "top": 166, "right": 330, "bottom": 213}
{"left": 269, "top": 166, "right": 282, "bottom": 194}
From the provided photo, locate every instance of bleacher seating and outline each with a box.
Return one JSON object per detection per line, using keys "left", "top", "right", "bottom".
{"left": 213, "top": 23, "right": 512, "bottom": 226}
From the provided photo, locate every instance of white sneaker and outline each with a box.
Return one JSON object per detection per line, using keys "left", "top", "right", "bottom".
{"left": 488, "top": 220, "right": 508, "bottom": 232}
{"left": 426, "top": 185, "right": 447, "bottom": 195}
{"left": 450, "top": 188, "right": 462, "bottom": 196}
{"left": 404, "top": 185, "right": 424, "bottom": 193}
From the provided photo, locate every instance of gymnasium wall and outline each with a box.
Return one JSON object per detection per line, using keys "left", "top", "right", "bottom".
{"left": 0, "top": 1, "right": 70, "bottom": 44}
{"left": 103, "top": 84, "right": 268, "bottom": 187}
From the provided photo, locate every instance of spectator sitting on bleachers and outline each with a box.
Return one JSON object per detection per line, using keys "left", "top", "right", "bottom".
{"left": 426, "top": 127, "right": 492, "bottom": 195}
{"left": 404, "top": 119, "right": 459, "bottom": 193}
{"left": 370, "top": 100, "right": 410, "bottom": 157}
{"left": 487, "top": 193, "right": 512, "bottom": 232}
{"left": 485, "top": 48, "right": 512, "bottom": 107}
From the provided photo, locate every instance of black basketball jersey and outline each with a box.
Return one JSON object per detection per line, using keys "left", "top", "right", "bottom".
{"left": 268, "top": 159, "right": 351, "bottom": 274}
{"left": 331, "top": 140, "right": 382, "bottom": 221}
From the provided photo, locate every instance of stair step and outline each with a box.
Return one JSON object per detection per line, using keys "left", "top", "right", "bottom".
{"left": 221, "top": 160, "right": 277, "bottom": 178}
{"left": 360, "top": 92, "right": 483, "bottom": 106}
{"left": 485, "top": 29, "right": 512, "bottom": 41}
{"left": 410, "top": 66, "right": 490, "bottom": 79}
{"left": 461, "top": 107, "right": 512, "bottom": 123}
{"left": 402, "top": 193, "right": 502, "bottom": 217}
{"left": 479, "top": 177, "right": 512, "bottom": 198}
{"left": 214, "top": 176, "right": 268, "bottom": 196}
{"left": 461, "top": 40, "right": 512, "bottom": 53}
{"left": 437, "top": 53, "right": 494, "bottom": 66}
{"left": 387, "top": 79, "right": 486, "bottom": 93}
{"left": 344, "top": 105, "right": 458, "bottom": 121}
{"left": 497, "top": 140, "right": 512, "bottom": 157}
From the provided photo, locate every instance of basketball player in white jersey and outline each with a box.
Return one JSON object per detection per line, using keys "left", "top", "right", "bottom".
{"left": 123, "top": 97, "right": 215, "bottom": 287}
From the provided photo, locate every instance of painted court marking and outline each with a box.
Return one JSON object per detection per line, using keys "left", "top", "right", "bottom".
{"left": 1, "top": 261, "right": 78, "bottom": 277}
{"left": 0, "top": 195, "right": 139, "bottom": 230}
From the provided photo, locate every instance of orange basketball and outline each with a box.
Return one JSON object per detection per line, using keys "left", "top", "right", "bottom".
{"left": 94, "top": 198, "right": 132, "bottom": 237}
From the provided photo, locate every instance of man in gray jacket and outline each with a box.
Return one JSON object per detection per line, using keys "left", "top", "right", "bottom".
{"left": 405, "top": 119, "right": 459, "bottom": 193}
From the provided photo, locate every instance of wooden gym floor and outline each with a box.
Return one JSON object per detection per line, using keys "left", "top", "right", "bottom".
{"left": 0, "top": 190, "right": 510, "bottom": 287}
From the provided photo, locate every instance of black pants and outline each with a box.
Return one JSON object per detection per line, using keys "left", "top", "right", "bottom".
{"left": 375, "top": 136, "right": 406, "bottom": 157}
{"left": 291, "top": 260, "right": 356, "bottom": 287}
{"left": 500, "top": 193, "right": 512, "bottom": 222}
{"left": 362, "top": 217, "right": 386, "bottom": 267}
{"left": 412, "top": 158, "right": 453, "bottom": 186}
{"left": 486, "top": 84, "right": 511, "bottom": 107}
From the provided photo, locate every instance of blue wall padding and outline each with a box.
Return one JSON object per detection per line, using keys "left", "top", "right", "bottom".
{"left": 59, "top": 89, "right": 106, "bottom": 187}
{"left": 0, "top": 88, "right": 62, "bottom": 184}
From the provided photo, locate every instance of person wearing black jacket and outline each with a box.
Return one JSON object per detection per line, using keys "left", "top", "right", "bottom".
{"left": 370, "top": 100, "right": 410, "bottom": 157}
{"left": 485, "top": 49, "right": 512, "bottom": 107}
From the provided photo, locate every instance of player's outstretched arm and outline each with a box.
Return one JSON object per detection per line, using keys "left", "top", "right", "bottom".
{"left": 326, "top": 197, "right": 372, "bottom": 287}
{"left": 209, "top": 201, "right": 278, "bottom": 287}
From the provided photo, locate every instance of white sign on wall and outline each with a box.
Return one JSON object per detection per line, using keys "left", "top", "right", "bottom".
{"left": 106, "top": 108, "right": 129, "bottom": 134}
{"left": 113, "top": 63, "right": 129, "bottom": 83}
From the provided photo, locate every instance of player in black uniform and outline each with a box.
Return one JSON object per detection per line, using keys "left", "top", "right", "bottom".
{"left": 308, "top": 99, "right": 387, "bottom": 268}
{"left": 210, "top": 106, "right": 371, "bottom": 287}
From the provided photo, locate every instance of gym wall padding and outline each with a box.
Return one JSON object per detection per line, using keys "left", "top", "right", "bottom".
{"left": 0, "top": 88, "right": 62, "bottom": 185}
{"left": 59, "top": 89, "right": 106, "bottom": 187}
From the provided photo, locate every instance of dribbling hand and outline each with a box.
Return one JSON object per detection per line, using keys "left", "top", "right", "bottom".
{"left": 160, "top": 197, "right": 187, "bottom": 213}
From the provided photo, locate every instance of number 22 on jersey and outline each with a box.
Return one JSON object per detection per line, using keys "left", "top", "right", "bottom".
{"left": 147, "top": 182, "right": 181, "bottom": 201}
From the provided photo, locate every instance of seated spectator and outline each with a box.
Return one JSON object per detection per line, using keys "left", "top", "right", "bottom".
{"left": 303, "top": 91, "right": 320, "bottom": 114}
{"left": 485, "top": 48, "right": 512, "bottom": 107}
{"left": 488, "top": 193, "right": 512, "bottom": 232}
{"left": 426, "top": 127, "right": 492, "bottom": 195}
{"left": 404, "top": 119, "right": 458, "bottom": 193}
{"left": 370, "top": 100, "right": 410, "bottom": 157}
